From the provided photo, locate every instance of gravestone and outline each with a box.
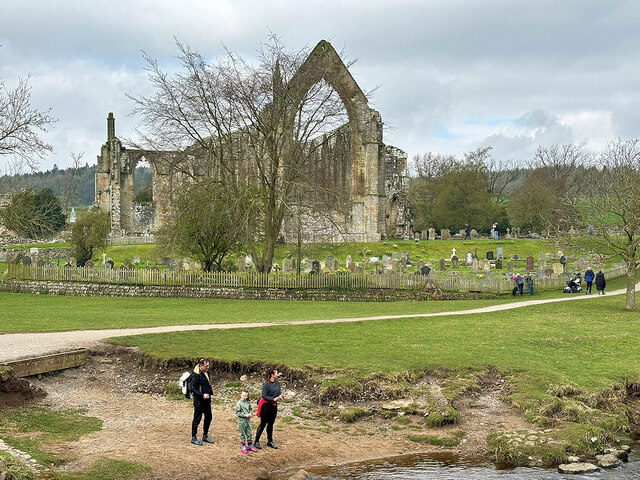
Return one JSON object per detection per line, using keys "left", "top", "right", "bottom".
{"left": 496, "top": 247, "right": 504, "bottom": 260}
{"left": 505, "top": 227, "right": 511, "bottom": 239}
{"left": 85, "top": 260, "right": 94, "bottom": 268}
{"left": 473, "top": 248, "right": 479, "bottom": 260}
{"left": 327, "top": 255, "right": 335, "bottom": 268}
{"left": 470, "top": 229, "right": 478, "bottom": 238}
{"left": 557, "top": 250, "right": 564, "bottom": 258}
{"left": 134, "top": 256, "right": 141, "bottom": 265}
{"left": 486, "top": 251, "right": 494, "bottom": 261}
{"left": 428, "top": 228, "right": 436, "bottom": 240}
{"left": 391, "top": 252, "right": 399, "bottom": 261}
{"left": 420, "top": 265, "right": 431, "bottom": 276}
{"left": 354, "top": 265, "right": 363, "bottom": 274}
{"left": 69, "top": 257, "right": 77, "bottom": 268}
{"left": 483, "top": 259, "right": 491, "bottom": 272}
{"left": 369, "top": 256, "right": 379, "bottom": 264}
{"left": 450, "top": 247, "right": 457, "bottom": 259}
{"left": 403, "top": 235, "right": 410, "bottom": 241}
{"left": 526, "top": 256, "right": 535, "bottom": 272}
{"left": 471, "top": 258, "right": 479, "bottom": 273}
{"left": 333, "top": 259, "right": 340, "bottom": 270}
{"left": 421, "top": 230, "right": 428, "bottom": 241}
{"left": 553, "top": 263, "right": 564, "bottom": 275}
{"left": 495, "top": 258, "right": 503, "bottom": 270}
{"left": 506, "top": 261, "right": 513, "bottom": 273}
{"left": 36, "top": 259, "right": 46, "bottom": 266}
{"left": 161, "top": 257, "right": 171, "bottom": 266}
{"left": 537, "top": 270, "right": 546, "bottom": 279}
{"left": 22, "top": 256, "right": 32, "bottom": 265}
{"left": 545, "top": 268, "right": 554, "bottom": 277}
{"left": 451, "top": 255, "right": 459, "bottom": 269}
{"left": 382, "top": 255, "right": 390, "bottom": 264}
{"left": 282, "top": 258, "right": 292, "bottom": 272}
{"left": 322, "top": 266, "right": 332, "bottom": 274}
{"left": 311, "top": 260, "right": 320, "bottom": 273}
{"left": 440, "top": 228, "right": 451, "bottom": 240}
{"left": 291, "top": 258, "right": 297, "bottom": 271}
{"left": 106, "top": 259, "right": 114, "bottom": 269}
{"left": 538, "top": 258, "right": 547, "bottom": 269}
{"left": 30, "top": 247, "right": 39, "bottom": 256}
{"left": 401, "top": 251, "right": 409, "bottom": 260}
{"left": 438, "top": 258, "right": 447, "bottom": 271}
{"left": 102, "top": 253, "right": 107, "bottom": 265}
{"left": 513, "top": 254, "right": 519, "bottom": 267}
{"left": 346, "top": 255, "right": 354, "bottom": 271}
{"left": 237, "top": 256, "right": 246, "bottom": 272}
{"left": 465, "top": 252, "right": 473, "bottom": 266}
{"left": 123, "top": 258, "right": 132, "bottom": 267}
{"left": 69, "top": 207, "right": 76, "bottom": 223}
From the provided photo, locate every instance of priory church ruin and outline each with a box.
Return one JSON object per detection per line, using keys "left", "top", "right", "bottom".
{"left": 95, "top": 40, "right": 412, "bottom": 242}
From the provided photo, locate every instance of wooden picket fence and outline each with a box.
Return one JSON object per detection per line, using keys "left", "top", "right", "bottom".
{"left": 5, "top": 263, "right": 628, "bottom": 293}
{"left": 107, "top": 236, "right": 155, "bottom": 246}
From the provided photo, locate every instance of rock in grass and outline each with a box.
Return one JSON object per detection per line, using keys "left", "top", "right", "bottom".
{"left": 558, "top": 463, "right": 599, "bottom": 474}
{"left": 595, "top": 453, "right": 622, "bottom": 469}
{"left": 566, "top": 456, "right": 580, "bottom": 463}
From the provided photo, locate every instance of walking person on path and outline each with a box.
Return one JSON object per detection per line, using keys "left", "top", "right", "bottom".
{"left": 595, "top": 270, "right": 607, "bottom": 295}
{"left": 189, "top": 358, "right": 215, "bottom": 446}
{"left": 254, "top": 367, "right": 283, "bottom": 450}
{"left": 236, "top": 390, "right": 258, "bottom": 454}
{"left": 585, "top": 267, "right": 595, "bottom": 294}
{"left": 465, "top": 224, "right": 471, "bottom": 239}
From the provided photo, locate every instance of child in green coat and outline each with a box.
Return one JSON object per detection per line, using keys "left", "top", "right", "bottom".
{"left": 236, "top": 391, "right": 258, "bottom": 453}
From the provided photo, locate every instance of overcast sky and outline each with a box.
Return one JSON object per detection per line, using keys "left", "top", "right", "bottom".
{"left": 1, "top": 0, "right": 639, "bottom": 172}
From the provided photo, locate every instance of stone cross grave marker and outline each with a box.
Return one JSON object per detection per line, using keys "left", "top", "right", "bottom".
{"left": 451, "top": 247, "right": 457, "bottom": 259}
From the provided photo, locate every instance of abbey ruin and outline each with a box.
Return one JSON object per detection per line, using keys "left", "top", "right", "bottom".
{"left": 95, "top": 41, "right": 412, "bottom": 242}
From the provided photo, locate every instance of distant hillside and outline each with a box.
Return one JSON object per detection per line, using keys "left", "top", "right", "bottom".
{"left": 0, "top": 165, "right": 152, "bottom": 206}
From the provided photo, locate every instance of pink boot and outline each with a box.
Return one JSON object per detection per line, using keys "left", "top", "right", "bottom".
{"left": 241, "top": 442, "right": 247, "bottom": 454}
{"left": 248, "top": 441, "right": 258, "bottom": 452}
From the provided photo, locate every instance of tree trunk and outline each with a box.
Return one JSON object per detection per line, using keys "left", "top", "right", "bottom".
{"left": 626, "top": 256, "right": 637, "bottom": 311}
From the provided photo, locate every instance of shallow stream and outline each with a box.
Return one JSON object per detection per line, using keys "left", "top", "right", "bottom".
{"left": 305, "top": 439, "right": 640, "bottom": 479}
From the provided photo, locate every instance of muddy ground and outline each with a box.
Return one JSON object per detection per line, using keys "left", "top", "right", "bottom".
{"left": 9, "top": 346, "right": 532, "bottom": 480}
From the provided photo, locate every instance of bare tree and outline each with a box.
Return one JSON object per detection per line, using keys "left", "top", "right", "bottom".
{"left": 129, "top": 37, "right": 350, "bottom": 272}
{"left": 0, "top": 69, "right": 56, "bottom": 169}
{"left": 577, "top": 138, "right": 640, "bottom": 310}
{"left": 534, "top": 143, "right": 591, "bottom": 195}
{"left": 467, "top": 146, "right": 522, "bottom": 200}
{"left": 61, "top": 151, "right": 84, "bottom": 215}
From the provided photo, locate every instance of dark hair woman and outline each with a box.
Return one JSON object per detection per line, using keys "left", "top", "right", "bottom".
{"left": 254, "top": 367, "right": 282, "bottom": 449}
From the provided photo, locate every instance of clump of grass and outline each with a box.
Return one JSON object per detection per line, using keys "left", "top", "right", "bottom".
{"left": 408, "top": 430, "right": 465, "bottom": 447}
{"left": 394, "top": 415, "right": 411, "bottom": 424}
{"left": 423, "top": 406, "right": 459, "bottom": 427}
{"left": 318, "top": 377, "right": 361, "bottom": 403}
{"left": 339, "top": 408, "right": 365, "bottom": 423}
{"left": 55, "top": 457, "right": 151, "bottom": 480}
{"left": 0, "top": 451, "right": 36, "bottom": 480}
{"left": 280, "top": 416, "right": 297, "bottom": 424}
{"left": 224, "top": 381, "right": 244, "bottom": 388}
{"left": 162, "top": 383, "right": 187, "bottom": 401}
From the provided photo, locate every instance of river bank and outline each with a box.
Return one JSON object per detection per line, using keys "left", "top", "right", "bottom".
{"left": 2, "top": 346, "right": 638, "bottom": 480}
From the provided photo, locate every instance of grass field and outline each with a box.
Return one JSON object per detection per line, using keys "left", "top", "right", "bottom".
{"left": 0, "top": 276, "right": 628, "bottom": 334}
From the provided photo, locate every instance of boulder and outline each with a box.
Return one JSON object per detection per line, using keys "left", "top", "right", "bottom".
{"left": 289, "top": 470, "right": 310, "bottom": 480}
{"left": 566, "top": 456, "right": 581, "bottom": 463}
{"left": 558, "top": 463, "right": 599, "bottom": 474}
{"left": 595, "top": 453, "right": 622, "bottom": 469}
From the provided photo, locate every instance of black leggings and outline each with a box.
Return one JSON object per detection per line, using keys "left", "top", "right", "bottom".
{"left": 255, "top": 402, "right": 278, "bottom": 443}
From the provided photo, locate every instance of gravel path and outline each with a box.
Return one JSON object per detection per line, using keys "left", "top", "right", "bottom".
{"left": 1, "top": 284, "right": 635, "bottom": 362}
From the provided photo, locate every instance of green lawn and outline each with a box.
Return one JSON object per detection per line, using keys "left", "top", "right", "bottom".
{"left": 0, "top": 276, "right": 629, "bottom": 334}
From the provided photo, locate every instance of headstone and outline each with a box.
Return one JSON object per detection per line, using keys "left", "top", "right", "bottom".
{"left": 451, "top": 255, "right": 459, "bottom": 269}
{"left": 282, "top": 258, "right": 292, "bottom": 272}
{"left": 161, "top": 257, "right": 171, "bottom": 266}
{"left": 346, "top": 255, "right": 354, "bottom": 271}
{"left": 428, "top": 228, "right": 436, "bottom": 240}
{"left": 322, "top": 266, "right": 332, "bottom": 274}
{"left": 69, "top": 257, "right": 77, "bottom": 268}
{"left": 327, "top": 255, "right": 335, "bottom": 268}
{"left": 465, "top": 252, "right": 473, "bottom": 266}
{"left": 526, "top": 256, "right": 535, "bottom": 272}
{"left": 29, "top": 248, "right": 39, "bottom": 256}
{"left": 513, "top": 254, "right": 519, "bottom": 267}
{"left": 106, "top": 259, "right": 114, "bottom": 269}
{"left": 36, "top": 259, "right": 46, "bottom": 266}
{"left": 506, "top": 261, "right": 513, "bottom": 273}
{"left": 505, "top": 227, "right": 511, "bottom": 239}
{"left": 483, "top": 259, "right": 491, "bottom": 272}
{"left": 559, "top": 256, "right": 566, "bottom": 266}
{"left": 420, "top": 265, "right": 431, "bottom": 276}
{"left": 69, "top": 207, "right": 76, "bottom": 223}
{"left": 421, "top": 230, "right": 428, "bottom": 241}
{"left": 544, "top": 268, "right": 554, "bottom": 277}
{"left": 438, "top": 258, "right": 447, "bottom": 271}
{"left": 354, "top": 265, "right": 363, "bottom": 274}
{"left": 473, "top": 248, "right": 479, "bottom": 260}
{"left": 237, "top": 256, "right": 246, "bottom": 272}
{"left": 333, "top": 259, "right": 340, "bottom": 270}
{"left": 557, "top": 250, "right": 564, "bottom": 258}
{"left": 291, "top": 258, "right": 297, "bottom": 271}
{"left": 85, "top": 260, "right": 94, "bottom": 268}
{"left": 440, "top": 229, "right": 451, "bottom": 240}
{"left": 471, "top": 258, "right": 479, "bottom": 273}
{"left": 496, "top": 247, "right": 504, "bottom": 260}
{"left": 22, "top": 256, "right": 32, "bottom": 265}
{"left": 369, "top": 256, "right": 379, "bottom": 264}
{"left": 553, "top": 263, "right": 564, "bottom": 275}
{"left": 102, "top": 252, "right": 107, "bottom": 265}
{"left": 391, "top": 252, "right": 399, "bottom": 261}
{"left": 486, "top": 251, "right": 494, "bottom": 261}
{"left": 134, "top": 256, "right": 141, "bottom": 265}
{"left": 403, "top": 235, "right": 410, "bottom": 241}
{"left": 495, "top": 258, "right": 503, "bottom": 269}
{"left": 401, "top": 251, "right": 409, "bottom": 259}
{"left": 470, "top": 229, "right": 478, "bottom": 238}
{"left": 381, "top": 255, "right": 390, "bottom": 265}
{"left": 311, "top": 260, "right": 320, "bottom": 273}
{"left": 537, "top": 270, "right": 546, "bottom": 279}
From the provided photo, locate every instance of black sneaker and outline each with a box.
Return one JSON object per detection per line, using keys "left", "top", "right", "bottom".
{"left": 254, "top": 441, "right": 262, "bottom": 449}
{"left": 267, "top": 441, "right": 278, "bottom": 449}
{"left": 202, "top": 435, "right": 215, "bottom": 444}
{"left": 191, "top": 436, "right": 203, "bottom": 446}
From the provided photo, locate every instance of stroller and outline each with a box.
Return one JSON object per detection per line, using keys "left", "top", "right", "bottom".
{"left": 563, "top": 273, "right": 582, "bottom": 293}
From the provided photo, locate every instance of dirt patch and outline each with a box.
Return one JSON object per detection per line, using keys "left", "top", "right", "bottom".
{"left": 22, "top": 346, "right": 528, "bottom": 480}
{"left": 0, "top": 368, "right": 46, "bottom": 410}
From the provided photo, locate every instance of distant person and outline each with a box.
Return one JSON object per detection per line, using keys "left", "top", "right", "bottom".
{"left": 189, "top": 358, "right": 215, "bottom": 446}
{"left": 513, "top": 274, "right": 524, "bottom": 296}
{"left": 254, "top": 367, "right": 283, "bottom": 450}
{"left": 236, "top": 390, "right": 258, "bottom": 454}
{"left": 526, "top": 274, "right": 534, "bottom": 295}
{"left": 492, "top": 222, "right": 498, "bottom": 240}
{"left": 465, "top": 224, "right": 471, "bottom": 239}
{"left": 584, "top": 267, "right": 595, "bottom": 294}
{"left": 595, "top": 270, "right": 606, "bottom": 295}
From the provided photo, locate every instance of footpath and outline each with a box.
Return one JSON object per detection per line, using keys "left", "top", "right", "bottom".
{"left": 1, "top": 284, "right": 636, "bottom": 362}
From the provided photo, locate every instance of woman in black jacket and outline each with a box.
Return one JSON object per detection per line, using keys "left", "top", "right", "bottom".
{"left": 254, "top": 367, "right": 283, "bottom": 449}
{"left": 595, "top": 270, "right": 606, "bottom": 295}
